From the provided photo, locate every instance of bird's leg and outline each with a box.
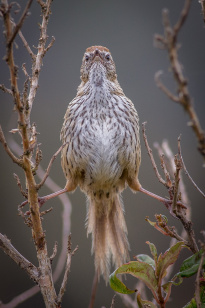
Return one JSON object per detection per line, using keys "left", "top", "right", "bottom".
{"left": 20, "top": 180, "right": 76, "bottom": 208}
{"left": 128, "top": 178, "right": 186, "bottom": 214}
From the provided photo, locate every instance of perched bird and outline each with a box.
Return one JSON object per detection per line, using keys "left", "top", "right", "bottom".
{"left": 60, "top": 46, "right": 141, "bottom": 280}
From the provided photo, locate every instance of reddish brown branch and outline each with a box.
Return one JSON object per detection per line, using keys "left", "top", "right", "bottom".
{"left": 155, "top": 0, "right": 205, "bottom": 161}
{"left": 88, "top": 271, "right": 99, "bottom": 308}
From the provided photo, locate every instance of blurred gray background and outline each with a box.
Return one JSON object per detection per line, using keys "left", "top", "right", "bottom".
{"left": 0, "top": 0, "right": 205, "bottom": 307}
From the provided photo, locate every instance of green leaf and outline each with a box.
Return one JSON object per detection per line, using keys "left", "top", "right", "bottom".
{"left": 156, "top": 241, "right": 185, "bottom": 280}
{"left": 177, "top": 249, "right": 205, "bottom": 278}
{"left": 137, "top": 254, "right": 155, "bottom": 268}
{"left": 146, "top": 241, "right": 158, "bottom": 265}
{"left": 109, "top": 261, "right": 158, "bottom": 296}
{"left": 137, "top": 292, "right": 158, "bottom": 308}
{"left": 109, "top": 270, "right": 135, "bottom": 294}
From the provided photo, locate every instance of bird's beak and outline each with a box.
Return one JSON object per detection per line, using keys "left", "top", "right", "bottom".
{"left": 93, "top": 49, "right": 103, "bottom": 62}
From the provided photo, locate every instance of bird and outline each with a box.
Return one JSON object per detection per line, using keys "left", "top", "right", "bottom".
{"left": 38, "top": 46, "right": 184, "bottom": 281}
{"left": 60, "top": 46, "right": 141, "bottom": 280}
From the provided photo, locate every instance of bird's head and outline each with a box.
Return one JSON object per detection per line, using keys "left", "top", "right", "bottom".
{"left": 80, "top": 46, "right": 117, "bottom": 83}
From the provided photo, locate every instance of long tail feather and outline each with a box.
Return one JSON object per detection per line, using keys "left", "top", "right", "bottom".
{"left": 86, "top": 194, "right": 129, "bottom": 281}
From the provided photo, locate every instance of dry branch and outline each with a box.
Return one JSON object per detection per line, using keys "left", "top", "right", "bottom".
{"left": 155, "top": 0, "right": 205, "bottom": 161}
{"left": 0, "top": 126, "right": 23, "bottom": 166}
{"left": 0, "top": 0, "right": 64, "bottom": 306}
{"left": 57, "top": 235, "right": 78, "bottom": 305}
{"left": 0, "top": 233, "right": 38, "bottom": 282}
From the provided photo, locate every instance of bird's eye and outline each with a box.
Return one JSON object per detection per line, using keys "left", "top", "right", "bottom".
{"left": 105, "top": 54, "right": 110, "bottom": 61}
{"left": 85, "top": 55, "right": 90, "bottom": 62}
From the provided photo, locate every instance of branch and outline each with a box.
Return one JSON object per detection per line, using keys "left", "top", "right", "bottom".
{"left": 7, "top": 0, "right": 33, "bottom": 49}
{"left": 0, "top": 84, "right": 13, "bottom": 95}
{"left": 0, "top": 233, "right": 38, "bottom": 282}
{"left": 88, "top": 271, "right": 99, "bottom": 308}
{"left": 36, "top": 144, "right": 65, "bottom": 190}
{"left": 13, "top": 173, "right": 28, "bottom": 198}
{"left": 57, "top": 235, "right": 78, "bottom": 305}
{"left": 142, "top": 122, "right": 169, "bottom": 188}
{"left": 26, "top": 0, "right": 53, "bottom": 128}
{"left": 195, "top": 250, "right": 205, "bottom": 307}
{"left": 178, "top": 138, "right": 205, "bottom": 198}
{"left": 0, "top": 126, "right": 23, "bottom": 167}
{"left": 155, "top": 0, "right": 205, "bottom": 161}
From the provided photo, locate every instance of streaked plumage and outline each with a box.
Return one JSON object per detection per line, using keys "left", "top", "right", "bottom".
{"left": 61, "top": 46, "right": 141, "bottom": 280}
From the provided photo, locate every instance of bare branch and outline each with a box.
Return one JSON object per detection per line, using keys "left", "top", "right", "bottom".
{"left": 57, "top": 235, "right": 78, "bottom": 305}
{"left": 195, "top": 250, "right": 205, "bottom": 307}
{"left": 110, "top": 295, "right": 116, "bottom": 308}
{"left": 44, "top": 36, "right": 55, "bottom": 55}
{"left": 173, "top": 0, "right": 191, "bottom": 38}
{"left": 178, "top": 138, "right": 205, "bottom": 198}
{"left": 0, "top": 126, "right": 23, "bottom": 167}
{"left": 36, "top": 144, "right": 65, "bottom": 190}
{"left": 26, "top": 0, "right": 53, "bottom": 127}
{"left": 142, "top": 122, "right": 169, "bottom": 188}
{"left": 0, "top": 84, "right": 13, "bottom": 95}
{"left": 155, "top": 0, "right": 205, "bottom": 161}
{"left": 18, "top": 29, "right": 35, "bottom": 59}
{"left": 0, "top": 233, "right": 38, "bottom": 282}
{"left": 88, "top": 271, "right": 99, "bottom": 308}
{"left": 13, "top": 173, "right": 28, "bottom": 198}
{"left": 155, "top": 71, "right": 180, "bottom": 103}
{"left": 172, "top": 154, "right": 182, "bottom": 213}
{"left": 7, "top": 0, "right": 33, "bottom": 49}
{"left": 50, "top": 241, "right": 58, "bottom": 263}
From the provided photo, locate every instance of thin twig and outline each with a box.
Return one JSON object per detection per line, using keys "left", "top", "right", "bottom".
{"left": 0, "top": 84, "right": 13, "bottom": 95}
{"left": 0, "top": 233, "right": 38, "bottom": 282}
{"left": 50, "top": 241, "right": 58, "bottom": 263}
{"left": 44, "top": 36, "right": 55, "bottom": 55}
{"left": 172, "top": 154, "right": 182, "bottom": 213}
{"left": 18, "top": 30, "right": 35, "bottom": 59}
{"left": 7, "top": 0, "right": 33, "bottom": 49}
{"left": 13, "top": 173, "right": 28, "bottom": 198}
{"left": 0, "top": 126, "right": 23, "bottom": 167}
{"left": 178, "top": 138, "right": 205, "bottom": 198}
{"left": 88, "top": 271, "right": 99, "bottom": 308}
{"left": 36, "top": 144, "right": 65, "bottom": 190}
{"left": 155, "top": 0, "right": 205, "bottom": 161}
{"left": 155, "top": 71, "right": 180, "bottom": 103}
{"left": 110, "top": 295, "right": 116, "bottom": 308}
{"left": 142, "top": 122, "right": 169, "bottom": 188}
{"left": 195, "top": 250, "right": 205, "bottom": 308}
{"left": 57, "top": 235, "right": 78, "bottom": 305}
{"left": 173, "top": 0, "right": 191, "bottom": 38}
